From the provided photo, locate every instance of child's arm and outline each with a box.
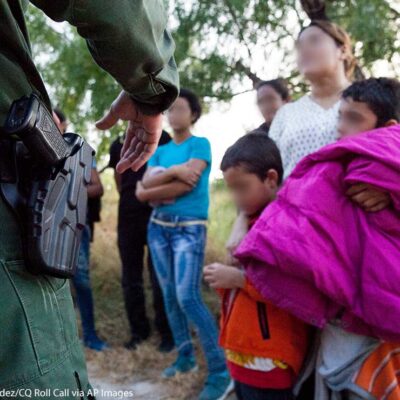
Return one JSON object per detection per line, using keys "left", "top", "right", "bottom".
{"left": 143, "top": 160, "right": 204, "bottom": 189}
{"left": 87, "top": 168, "right": 104, "bottom": 199}
{"left": 203, "top": 263, "right": 268, "bottom": 303}
{"left": 142, "top": 166, "right": 180, "bottom": 188}
{"left": 136, "top": 180, "right": 191, "bottom": 203}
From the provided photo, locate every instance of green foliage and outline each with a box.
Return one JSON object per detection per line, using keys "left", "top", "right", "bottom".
{"left": 207, "top": 179, "right": 236, "bottom": 257}
{"left": 171, "top": 0, "right": 300, "bottom": 98}
{"left": 327, "top": 1, "right": 399, "bottom": 66}
{"left": 25, "top": 1, "right": 400, "bottom": 157}
{"left": 26, "top": 6, "right": 120, "bottom": 151}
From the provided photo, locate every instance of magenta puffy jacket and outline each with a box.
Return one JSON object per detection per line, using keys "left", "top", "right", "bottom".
{"left": 235, "top": 125, "right": 400, "bottom": 341}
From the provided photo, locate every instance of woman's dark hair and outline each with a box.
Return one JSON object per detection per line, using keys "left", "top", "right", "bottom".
{"left": 256, "top": 79, "right": 290, "bottom": 101}
{"left": 179, "top": 88, "right": 202, "bottom": 124}
{"left": 300, "top": 0, "right": 328, "bottom": 20}
{"left": 342, "top": 78, "right": 400, "bottom": 127}
{"left": 221, "top": 131, "right": 284, "bottom": 185}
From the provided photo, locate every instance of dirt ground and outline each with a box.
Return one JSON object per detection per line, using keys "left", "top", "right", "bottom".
{"left": 84, "top": 342, "right": 236, "bottom": 400}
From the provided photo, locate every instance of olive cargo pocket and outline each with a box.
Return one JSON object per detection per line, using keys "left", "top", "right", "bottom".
{"left": 1, "top": 260, "right": 76, "bottom": 379}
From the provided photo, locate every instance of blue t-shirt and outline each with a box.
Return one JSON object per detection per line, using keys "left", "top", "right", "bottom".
{"left": 148, "top": 135, "right": 211, "bottom": 219}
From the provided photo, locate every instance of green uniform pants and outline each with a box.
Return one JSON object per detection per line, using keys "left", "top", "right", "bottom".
{"left": 0, "top": 197, "right": 94, "bottom": 399}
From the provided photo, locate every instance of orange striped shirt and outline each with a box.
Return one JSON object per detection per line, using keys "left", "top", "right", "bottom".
{"left": 354, "top": 343, "right": 400, "bottom": 399}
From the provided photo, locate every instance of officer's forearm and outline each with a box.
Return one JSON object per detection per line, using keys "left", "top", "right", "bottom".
{"left": 30, "top": 0, "right": 179, "bottom": 114}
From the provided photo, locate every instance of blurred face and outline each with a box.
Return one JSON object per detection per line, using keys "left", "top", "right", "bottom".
{"left": 257, "top": 85, "right": 287, "bottom": 125}
{"left": 167, "top": 97, "right": 194, "bottom": 132}
{"left": 297, "top": 26, "right": 345, "bottom": 80}
{"left": 53, "top": 112, "right": 68, "bottom": 134}
{"left": 337, "top": 98, "right": 378, "bottom": 138}
{"left": 223, "top": 165, "right": 278, "bottom": 216}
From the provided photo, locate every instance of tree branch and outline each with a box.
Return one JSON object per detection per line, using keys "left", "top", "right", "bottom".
{"left": 222, "top": 0, "right": 253, "bottom": 60}
{"left": 234, "top": 61, "right": 262, "bottom": 88}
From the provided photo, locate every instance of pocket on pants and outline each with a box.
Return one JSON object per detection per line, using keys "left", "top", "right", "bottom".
{"left": 180, "top": 225, "right": 207, "bottom": 253}
{"left": 1, "top": 260, "right": 76, "bottom": 383}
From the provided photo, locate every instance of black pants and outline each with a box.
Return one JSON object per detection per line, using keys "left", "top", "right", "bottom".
{"left": 296, "top": 372, "right": 315, "bottom": 400}
{"left": 234, "top": 382, "right": 294, "bottom": 400}
{"left": 118, "top": 206, "right": 172, "bottom": 340}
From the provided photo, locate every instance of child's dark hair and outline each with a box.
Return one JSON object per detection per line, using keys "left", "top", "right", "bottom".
{"left": 342, "top": 78, "right": 400, "bottom": 127}
{"left": 53, "top": 107, "right": 66, "bottom": 123}
{"left": 221, "top": 131, "right": 284, "bottom": 185}
{"left": 256, "top": 79, "right": 290, "bottom": 101}
{"left": 179, "top": 88, "right": 202, "bottom": 124}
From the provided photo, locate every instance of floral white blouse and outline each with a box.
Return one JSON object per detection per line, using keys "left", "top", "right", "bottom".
{"left": 269, "top": 95, "right": 340, "bottom": 179}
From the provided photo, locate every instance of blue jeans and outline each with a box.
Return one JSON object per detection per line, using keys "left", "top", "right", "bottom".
{"left": 72, "top": 225, "right": 97, "bottom": 339}
{"left": 148, "top": 211, "right": 227, "bottom": 374}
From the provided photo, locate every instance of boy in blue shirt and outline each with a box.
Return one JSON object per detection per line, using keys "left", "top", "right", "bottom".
{"left": 136, "top": 89, "right": 232, "bottom": 400}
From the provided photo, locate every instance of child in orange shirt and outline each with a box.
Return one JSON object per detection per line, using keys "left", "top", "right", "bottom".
{"left": 204, "top": 132, "right": 310, "bottom": 400}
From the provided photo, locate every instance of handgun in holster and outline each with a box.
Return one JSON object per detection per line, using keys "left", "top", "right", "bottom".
{"left": 0, "top": 93, "right": 94, "bottom": 278}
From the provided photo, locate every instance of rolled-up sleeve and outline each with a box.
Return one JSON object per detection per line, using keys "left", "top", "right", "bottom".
{"left": 30, "top": 0, "right": 179, "bottom": 114}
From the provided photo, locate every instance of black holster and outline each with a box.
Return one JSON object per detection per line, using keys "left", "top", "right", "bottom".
{"left": 0, "top": 135, "right": 94, "bottom": 278}
{"left": 0, "top": 94, "right": 94, "bottom": 278}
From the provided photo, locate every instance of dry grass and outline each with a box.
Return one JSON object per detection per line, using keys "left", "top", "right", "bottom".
{"left": 81, "top": 170, "right": 236, "bottom": 399}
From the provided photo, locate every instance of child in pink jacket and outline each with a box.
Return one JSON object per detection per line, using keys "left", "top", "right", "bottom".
{"left": 236, "top": 78, "right": 400, "bottom": 399}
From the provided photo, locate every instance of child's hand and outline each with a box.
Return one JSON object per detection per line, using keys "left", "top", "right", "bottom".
{"left": 172, "top": 164, "right": 200, "bottom": 187}
{"left": 225, "top": 253, "right": 241, "bottom": 267}
{"left": 347, "top": 183, "right": 391, "bottom": 212}
{"left": 135, "top": 181, "right": 146, "bottom": 200}
{"left": 203, "top": 263, "right": 245, "bottom": 289}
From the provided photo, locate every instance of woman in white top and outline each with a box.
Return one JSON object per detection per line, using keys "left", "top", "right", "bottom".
{"left": 227, "top": 20, "right": 389, "bottom": 257}
{"left": 269, "top": 18, "right": 391, "bottom": 400}
{"left": 270, "top": 19, "right": 389, "bottom": 211}
{"left": 270, "top": 19, "right": 353, "bottom": 178}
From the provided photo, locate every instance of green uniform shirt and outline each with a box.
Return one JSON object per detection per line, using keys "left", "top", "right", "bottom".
{"left": 0, "top": 0, "right": 179, "bottom": 125}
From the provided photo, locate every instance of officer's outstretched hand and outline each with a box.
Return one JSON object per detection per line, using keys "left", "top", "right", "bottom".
{"left": 96, "top": 91, "right": 162, "bottom": 172}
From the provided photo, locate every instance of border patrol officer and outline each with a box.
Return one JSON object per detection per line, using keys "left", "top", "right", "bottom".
{"left": 0, "top": 1, "right": 179, "bottom": 398}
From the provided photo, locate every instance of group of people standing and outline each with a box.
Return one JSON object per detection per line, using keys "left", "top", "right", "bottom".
{"left": 2, "top": 1, "right": 400, "bottom": 399}
{"left": 204, "top": 18, "right": 400, "bottom": 400}
{"left": 102, "top": 17, "right": 400, "bottom": 400}
{"left": 53, "top": 13, "right": 400, "bottom": 400}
